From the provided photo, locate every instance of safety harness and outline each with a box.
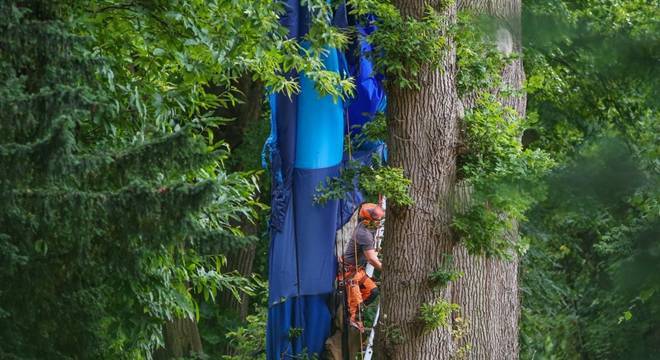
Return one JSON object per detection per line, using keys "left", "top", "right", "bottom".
{"left": 363, "top": 197, "right": 384, "bottom": 360}
{"left": 335, "top": 198, "right": 385, "bottom": 360}
{"left": 335, "top": 111, "right": 385, "bottom": 360}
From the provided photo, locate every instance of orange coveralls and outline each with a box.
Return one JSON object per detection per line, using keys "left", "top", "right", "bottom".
{"left": 340, "top": 265, "right": 378, "bottom": 324}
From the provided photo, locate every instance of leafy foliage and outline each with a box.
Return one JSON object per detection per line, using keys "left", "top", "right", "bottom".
{"left": 520, "top": 0, "right": 660, "bottom": 358}
{"left": 74, "top": 0, "right": 354, "bottom": 138}
{"left": 449, "top": 11, "right": 555, "bottom": 258}
{"left": 349, "top": 0, "right": 450, "bottom": 89}
{"left": 521, "top": 139, "right": 659, "bottom": 359}
{"left": 222, "top": 306, "right": 267, "bottom": 360}
{"left": 419, "top": 299, "right": 459, "bottom": 332}
{"left": 314, "top": 154, "right": 413, "bottom": 206}
{"left": 455, "top": 13, "right": 514, "bottom": 96}
{"left": 352, "top": 112, "right": 388, "bottom": 148}
{"left": 0, "top": 1, "right": 262, "bottom": 358}
{"left": 429, "top": 255, "right": 463, "bottom": 289}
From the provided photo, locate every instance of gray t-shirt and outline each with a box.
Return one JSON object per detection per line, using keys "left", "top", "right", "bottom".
{"left": 343, "top": 222, "right": 376, "bottom": 267}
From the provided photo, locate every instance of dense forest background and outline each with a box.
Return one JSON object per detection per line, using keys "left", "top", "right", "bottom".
{"left": 0, "top": 0, "right": 657, "bottom": 359}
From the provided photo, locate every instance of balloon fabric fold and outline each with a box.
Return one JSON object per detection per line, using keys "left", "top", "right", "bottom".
{"left": 264, "top": 2, "right": 385, "bottom": 358}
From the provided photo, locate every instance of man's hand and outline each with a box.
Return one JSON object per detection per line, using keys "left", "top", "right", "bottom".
{"left": 364, "top": 249, "right": 382, "bottom": 271}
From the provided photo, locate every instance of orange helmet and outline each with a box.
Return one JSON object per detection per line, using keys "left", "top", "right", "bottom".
{"left": 359, "top": 203, "right": 385, "bottom": 224}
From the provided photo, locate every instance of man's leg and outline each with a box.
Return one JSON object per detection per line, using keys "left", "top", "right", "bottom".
{"left": 347, "top": 282, "right": 363, "bottom": 319}
{"left": 346, "top": 281, "right": 365, "bottom": 332}
{"left": 359, "top": 275, "right": 379, "bottom": 305}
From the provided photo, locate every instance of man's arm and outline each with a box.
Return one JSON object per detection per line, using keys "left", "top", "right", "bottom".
{"left": 363, "top": 249, "right": 382, "bottom": 270}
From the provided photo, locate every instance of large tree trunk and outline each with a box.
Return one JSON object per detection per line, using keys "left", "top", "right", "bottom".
{"left": 451, "top": 1, "right": 525, "bottom": 359}
{"left": 377, "top": 1, "right": 524, "bottom": 359}
{"left": 377, "top": 1, "right": 461, "bottom": 359}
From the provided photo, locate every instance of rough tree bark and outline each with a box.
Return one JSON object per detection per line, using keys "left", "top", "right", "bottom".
{"left": 451, "top": 1, "right": 524, "bottom": 359}
{"left": 377, "top": 0, "right": 525, "bottom": 359}
{"left": 153, "top": 318, "right": 204, "bottom": 360}
{"left": 219, "top": 222, "right": 258, "bottom": 321}
{"left": 378, "top": 1, "right": 461, "bottom": 359}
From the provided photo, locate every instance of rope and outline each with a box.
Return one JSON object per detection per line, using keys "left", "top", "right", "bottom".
{"left": 353, "top": 218, "right": 365, "bottom": 360}
{"left": 345, "top": 112, "right": 353, "bottom": 162}
{"left": 337, "top": 198, "right": 350, "bottom": 360}
{"left": 346, "top": 111, "right": 367, "bottom": 360}
{"left": 363, "top": 197, "right": 385, "bottom": 360}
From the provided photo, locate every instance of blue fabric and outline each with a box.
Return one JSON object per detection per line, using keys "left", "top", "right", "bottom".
{"left": 262, "top": 93, "right": 288, "bottom": 188}
{"left": 346, "top": 19, "right": 386, "bottom": 137}
{"left": 266, "top": 91, "right": 297, "bottom": 232}
{"left": 295, "top": 48, "right": 344, "bottom": 169}
{"left": 293, "top": 166, "right": 340, "bottom": 295}
{"left": 266, "top": 295, "right": 332, "bottom": 359}
{"left": 266, "top": 2, "right": 342, "bottom": 356}
{"left": 266, "top": 2, "right": 390, "bottom": 359}
{"left": 268, "top": 197, "right": 298, "bottom": 305}
{"left": 268, "top": 0, "right": 346, "bottom": 301}
{"left": 279, "top": 0, "right": 300, "bottom": 39}
{"left": 332, "top": 3, "right": 348, "bottom": 28}
{"left": 268, "top": 166, "right": 341, "bottom": 305}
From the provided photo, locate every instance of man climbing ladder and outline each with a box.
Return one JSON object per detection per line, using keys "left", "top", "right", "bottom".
{"left": 341, "top": 203, "right": 384, "bottom": 332}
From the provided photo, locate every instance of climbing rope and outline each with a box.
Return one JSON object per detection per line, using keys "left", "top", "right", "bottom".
{"left": 353, "top": 218, "right": 365, "bottom": 360}
{"left": 338, "top": 112, "right": 385, "bottom": 360}
{"left": 336, "top": 193, "right": 350, "bottom": 360}
{"left": 350, "top": 200, "right": 386, "bottom": 360}
{"left": 363, "top": 197, "right": 385, "bottom": 360}
{"left": 339, "top": 111, "right": 368, "bottom": 360}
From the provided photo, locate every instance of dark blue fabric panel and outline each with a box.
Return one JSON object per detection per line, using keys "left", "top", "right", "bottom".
{"left": 266, "top": 296, "right": 301, "bottom": 359}
{"left": 293, "top": 166, "right": 340, "bottom": 296}
{"left": 279, "top": 0, "right": 300, "bottom": 39}
{"left": 275, "top": 0, "right": 299, "bottom": 185}
{"left": 268, "top": 198, "right": 299, "bottom": 305}
{"left": 332, "top": 2, "right": 348, "bottom": 28}
{"left": 346, "top": 20, "right": 386, "bottom": 137}
{"left": 268, "top": 93, "right": 297, "bottom": 232}
{"left": 300, "top": 294, "right": 332, "bottom": 354}
{"left": 266, "top": 3, "right": 298, "bottom": 229}
{"left": 276, "top": 93, "right": 298, "bottom": 182}
{"left": 267, "top": 295, "right": 332, "bottom": 359}
{"left": 298, "top": 2, "right": 310, "bottom": 37}
{"left": 269, "top": 0, "right": 300, "bottom": 232}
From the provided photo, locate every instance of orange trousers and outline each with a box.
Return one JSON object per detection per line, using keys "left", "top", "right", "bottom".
{"left": 343, "top": 268, "right": 378, "bottom": 322}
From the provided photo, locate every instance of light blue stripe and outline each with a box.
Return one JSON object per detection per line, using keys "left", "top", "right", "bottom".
{"left": 294, "top": 47, "right": 344, "bottom": 169}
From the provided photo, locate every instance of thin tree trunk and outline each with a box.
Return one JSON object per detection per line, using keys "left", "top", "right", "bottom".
{"left": 209, "top": 74, "right": 265, "bottom": 151}
{"left": 156, "top": 75, "right": 264, "bottom": 359}
{"left": 215, "top": 74, "right": 265, "bottom": 356}
{"left": 220, "top": 223, "right": 258, "bottom": 320}
{"left": 377, "top": 1, "right": 460, "bottom": 359}
{"left": 215, "top": 74, "right": 265, "bottom": 321}
{"left": 153, "top": 318, "right": 204, "bottom": 360}
{"left": 451, "top": 2, "right": 525, "bottom": 359}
